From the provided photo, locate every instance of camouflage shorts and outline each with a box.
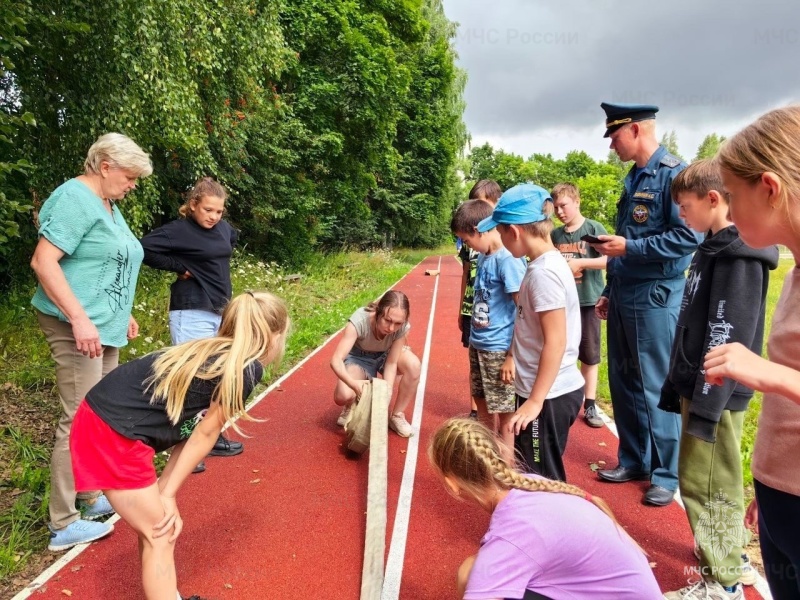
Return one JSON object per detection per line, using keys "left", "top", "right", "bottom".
{"left": 468, "top": 347, "right": 515, "bottom": 413}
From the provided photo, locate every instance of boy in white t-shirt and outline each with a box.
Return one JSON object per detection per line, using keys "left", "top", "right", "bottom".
{"left": 478, "top": 183, "right": 585, "bottom": 482}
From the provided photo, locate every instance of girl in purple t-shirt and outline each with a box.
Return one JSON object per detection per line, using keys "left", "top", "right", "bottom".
{"left": 429, "top": 418, "right": 663, "bottom": 600}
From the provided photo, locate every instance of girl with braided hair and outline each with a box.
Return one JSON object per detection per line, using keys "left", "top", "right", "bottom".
{"left": 429, "top": 418, "right": 662, "bottom": 600}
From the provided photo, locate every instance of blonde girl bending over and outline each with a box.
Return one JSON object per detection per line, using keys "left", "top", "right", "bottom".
{"left": 69, "top": 292, "right": 289, "bottom": 600}
{"left": 429, "top": 418, "right": 661, "bottom": 600}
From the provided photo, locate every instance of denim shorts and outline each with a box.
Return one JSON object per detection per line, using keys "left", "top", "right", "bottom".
{"left": 344, "top": 347, "right": 388, "bottom": 379}
{"left": 169, "top": 309, "right": 222, "bottom": 344}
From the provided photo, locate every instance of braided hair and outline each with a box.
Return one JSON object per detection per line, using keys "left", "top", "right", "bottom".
{"left": 428, "top": 417, "right": 644, "bottom": 553}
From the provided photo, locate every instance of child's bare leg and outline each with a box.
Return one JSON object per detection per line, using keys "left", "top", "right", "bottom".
{"left": 105, "top": 485, "right": 177, "bottom": 600}
{"left": 457, "top": 554, "right": 477, "bottom": 598}
{"left": 333, "top": 364, "right": 369, "bottom": 406}
{"left": 496, "top": 412, "right": 516, "bottom": 466}
{"left": 474, "top": 397, "right": 491, "bottom": 426}
{"left": 391, "top": 349, "right": 421, "bottom": 415}
{"left": 581, "top": 362, "right": 599, "bottom": 403}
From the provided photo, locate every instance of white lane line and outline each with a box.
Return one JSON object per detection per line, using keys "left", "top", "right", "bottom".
{"left": 382, "top": 256, "right": 442, "bottom": 600}
{"left": 11, "top": 258, "right": 429, "bottom": 600}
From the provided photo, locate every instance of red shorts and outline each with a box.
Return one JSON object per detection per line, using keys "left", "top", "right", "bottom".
{"left": 70, "top": 400, "right": 158, "bottom": 491}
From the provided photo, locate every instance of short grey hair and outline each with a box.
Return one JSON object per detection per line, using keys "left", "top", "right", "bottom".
{"left": 84, "top": 133, "right": 153, "bottom": 177}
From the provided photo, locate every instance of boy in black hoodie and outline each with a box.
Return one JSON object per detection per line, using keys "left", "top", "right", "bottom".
{"left": 660, "top": 160, "right": 779, "bottom": 600}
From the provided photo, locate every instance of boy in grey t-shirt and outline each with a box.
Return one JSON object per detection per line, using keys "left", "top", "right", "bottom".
{"left": 550, "top": 183, "right": 608, "bottom": 428}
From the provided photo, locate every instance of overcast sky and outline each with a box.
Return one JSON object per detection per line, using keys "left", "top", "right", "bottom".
{"left": 441, "top": 0, "right": 800, "bottom": 161}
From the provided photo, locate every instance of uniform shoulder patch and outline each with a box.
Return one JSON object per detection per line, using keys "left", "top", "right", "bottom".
{"left": 660, "top": 153, "right": 682, "bottom": 168}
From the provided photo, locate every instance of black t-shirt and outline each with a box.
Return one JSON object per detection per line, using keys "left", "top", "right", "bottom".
{"left": 140, "top": 218, "right": 237, "bottom": 313}
{"left": 86, "top": 353, "right": 263, "bottom": 452}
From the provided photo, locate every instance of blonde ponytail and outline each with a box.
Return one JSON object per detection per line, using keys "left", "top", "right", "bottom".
{"left": 148, "top": 292, "right": 289, "bottom": 432}
{"left": 178, "top": 177, "right": 228, "bottom": 219}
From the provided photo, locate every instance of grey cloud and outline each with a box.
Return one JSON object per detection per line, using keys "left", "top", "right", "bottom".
{"left": 446, "top": 0, "right": 800, "bottom": 143}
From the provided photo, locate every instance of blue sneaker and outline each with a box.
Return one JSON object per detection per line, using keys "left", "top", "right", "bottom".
{"left": 48, "top": 519, "right": 114, "bottom": 552}
{"left": 78, "top": 494, "right": 115, "bottom": 520}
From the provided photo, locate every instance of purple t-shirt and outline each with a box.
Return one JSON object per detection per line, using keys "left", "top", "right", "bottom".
{"left": 464, "top": 487, "right": 662, "bottom": 600}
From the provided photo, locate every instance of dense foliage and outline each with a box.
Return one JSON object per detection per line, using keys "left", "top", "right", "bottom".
{"left": 467, "top": 128, "right": 727, "bottom": 233}
{"left": 467, "top": 143, "right": 628, "bottom": 232}
{"left": 0, "top": 0, "right": 466, "bottom": 285}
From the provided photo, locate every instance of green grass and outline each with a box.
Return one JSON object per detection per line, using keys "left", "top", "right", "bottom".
{"left": 595, "top": 258, "right": 795, "bottom": 499}
{"left": 0, "top": 245, "right": 443, "bottom": 589}
{"left": 0, "top": 427, "right": 51, "bottom": 579}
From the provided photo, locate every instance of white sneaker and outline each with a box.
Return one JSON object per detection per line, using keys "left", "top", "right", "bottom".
{"left": 738, "top": 554, "right": 756, "bottom": 586}
{"left": 693, "top": 546, "right": 756, "bottom": 586}
{"left": 663, "top": 579, "right": 742, "bottom": 600}
{"left": 336, "top": 405, "right": 352, "bottom": 427}
{"left": 389, "top": 412, "right": 413, "bottom": 438}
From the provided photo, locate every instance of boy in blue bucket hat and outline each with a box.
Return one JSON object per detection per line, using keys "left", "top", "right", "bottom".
{"left": 480, "top": 184, "right": 585, "bottom": 482}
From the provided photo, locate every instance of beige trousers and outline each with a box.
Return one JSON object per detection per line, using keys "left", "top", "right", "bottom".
{"left": 37, "top": 312, "right": 119, "bottom": 529}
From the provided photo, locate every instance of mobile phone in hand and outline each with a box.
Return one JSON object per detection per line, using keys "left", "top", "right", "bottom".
{"left": 580, "top": 234, "right": 605, "bottom": 244}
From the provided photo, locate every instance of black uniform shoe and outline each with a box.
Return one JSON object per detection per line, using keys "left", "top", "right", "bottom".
{"left": 644, "top": 484, "right": 675, "bottom": 506}
{"left": 192, "top": 461, "right": 206, "bottom": 474}
{"left": 597, "top": 465, "right": 649, "bottom": 483}
{"left": 208, "top": 433, "right": 244, "bottom": 457}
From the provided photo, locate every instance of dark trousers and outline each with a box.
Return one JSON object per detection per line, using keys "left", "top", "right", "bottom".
{"left": 512, "top": 592, "right": 551, "bottom": 600}
{"left": 756, "top": 479, "right": 800, "bottom": 599}
{"left": 607, "top": 278, "right": 683, "bottom": 491}
{"left": 514, "top": 387, "right": 583, "bottom": 482}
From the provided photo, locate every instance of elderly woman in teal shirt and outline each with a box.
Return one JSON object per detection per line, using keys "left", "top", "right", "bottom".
{"left": 30, "top": 133, "right": 152, "bottom": 552}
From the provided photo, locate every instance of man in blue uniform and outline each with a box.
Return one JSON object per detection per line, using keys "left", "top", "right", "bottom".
{"left": 591, "top": 103, "right": 702, "bottom": 506}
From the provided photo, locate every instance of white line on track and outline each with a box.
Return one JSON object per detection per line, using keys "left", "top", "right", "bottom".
{"left": 382, "top": 256, "right": 442, "bottom": 600}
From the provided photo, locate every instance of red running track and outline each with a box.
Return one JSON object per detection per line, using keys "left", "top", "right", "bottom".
{"left": 21, "top": 255, "right": 765, "bottom": 599}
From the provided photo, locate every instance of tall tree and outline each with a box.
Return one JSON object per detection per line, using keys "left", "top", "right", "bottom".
{"left": 0, "top": 0, "right": 36, "bottom": 283}
{"left": 694, "top": 133, "right": 726, "bottom": 161}
{"left": 660, "top": 129, "right": 683, "bottom": 160}
{"left": 371, "top": 0, "right": 468, "bottom": 248}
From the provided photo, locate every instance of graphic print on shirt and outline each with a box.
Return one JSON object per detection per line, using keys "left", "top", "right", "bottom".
{"left": 702, "top": 301, "right": 733, "bottom": 395}
{"left": 472, "top": 287, "right": 490, "bottom": 329}
{"left": 686, "top": 268, "right": 702, "bottom": 301}
{"left": 179, "top": 408, "right": 208, "bottom": 439}
{"left": 461, "top": 253, "right": 478, "bottom": 316}
{"left": 105, "top": 246, "right": 135, "bottom": 313}
{"left": 554, "top": 240, "right": 587, "bottom": 283}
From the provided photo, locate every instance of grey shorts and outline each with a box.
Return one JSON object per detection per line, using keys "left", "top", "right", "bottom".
{"left": 344, "top": 347, "right": 388, "bottom": 379}
{"left": 469, "top": 347, "right": 515, "bottom": 414}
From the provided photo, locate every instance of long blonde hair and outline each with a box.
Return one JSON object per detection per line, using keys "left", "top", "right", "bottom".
{"left": 149, "top": 291, "right": 289, "bottom": 431}
{"left": 718, "top": 105, "right": 800, "bottom": 225}
{"left": 429, "top": 418, "right": 643, "bottom": 552}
